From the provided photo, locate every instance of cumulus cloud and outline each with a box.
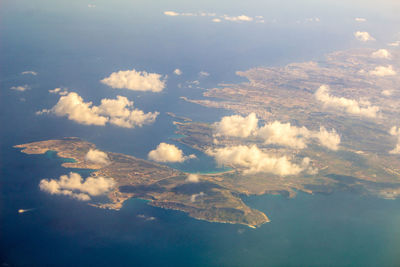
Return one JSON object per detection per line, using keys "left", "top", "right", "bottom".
{"left": 38, "top": 92, "right": 158, "bottom": 128}
{"left": 212, "top": 18, "right": 221, "bottom": 23}
{"left": 85, "top": 149, "right": 110, "bottom": 165}
{"left": 313, "top": 126, "right": 341, "bottom": 151}
{"left": 389, "top": 126, "right": 400, "bottom": 154}
{"left": 257, "top": 121, "right": 309, "bottom": 149}
{"left": 214, "top": 114, "right": 340, "bottom": 150}
{"left": 21, "top": 71, "right": 37, "bottom": 76}
{"left": 11, "top": 85, "right": 29, "bottom": 91}
{"left": 355, "top": 18, "right": 367, "bottom": 22}
{"left": 101, "top": 69, "right": 166, "bottom": 92}
{"left": 369, "top": 65, "right": 396, "bottom": 76}
{"left": 354, "top": 31, "right": 375, "bottom": 42}
{"left": 381, "top": 90, "right": 393, "bottom": 96}
{"left": 148, "top": 143, "right": 195, "bottom": 163}
{"left": 173, "top": 69, "right": 182, "bottom": 75}
{"left": 39, "top": 172, "right": 115, "bottom": 201}
{"left": 214, "top": 113, "right": 259, "bottom": 138}
{"left": 371, "top": 49, "right": 391, "bottom": 59}
{"left": 315, "top": 85, "right": 380, "bottom": 118}
{"left": 186, "top": 174, "right": 200, "bottom": 183}
{"left": 258, "top": 122, "right": 340, "bottom": 150}
{"left": 207, "top": 145, "right": 312, "bottom": 176}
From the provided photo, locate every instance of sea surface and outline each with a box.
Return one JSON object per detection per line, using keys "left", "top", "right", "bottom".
{"left": 1, "top": 0, "right": 400, "bottom": 266}
{"left": 2, "top": 147, "right": 400, "bottom": 266}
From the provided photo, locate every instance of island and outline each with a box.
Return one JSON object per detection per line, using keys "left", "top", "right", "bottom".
{"left": 14, "top": 48, "right": 400, "bottom": 227}
{"left": 15, "top": 138, "right": 269, "bottom": 228}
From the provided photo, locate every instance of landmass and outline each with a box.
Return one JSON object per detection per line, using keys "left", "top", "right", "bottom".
{"left": 175, "top": 48, "right": 400, "bottom": 199}
{"left": 14, "top": 48, "right": 400, "bottom": 227}
{"left": 15, "top": 138, "right": 269, "bottom": 228}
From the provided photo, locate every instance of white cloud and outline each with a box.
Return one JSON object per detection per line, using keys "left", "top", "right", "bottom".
{"left": 381, "top": 90, "right": 393, "bottom": 96}
{"left": 354, "top": 31, "right": 375, "bottom": 42}
{"left": 369, "top": 65, "right": 396, "bottom": 76}
{"left": 88, "top": 4, "right": 96, "bottom": 8}
{"left": 313, "top": 126, "right": 341, "bottom": 151}
{"left": 186, "top": 174, "right": 200, "bottom": 183}
{"left": 11, "top": 85, "right": 29, "bottom": 91}
{"left": 39, "top": 172, "right": 115, "bottom": 201}
{"left": 223, "top": 15, "right": 253, "bottom": 22}
{"left": 199, "top": 71, "right": 210, "bottom": 77}
{"left": 388, "top": 41, "right": 400, "bottom": 47}
{"left": 207, "top": 145, "right": 312, "bottom": 176}
{"left": 355, "top": 18, "right": 367, "bottom": 22}
{"left": 59, "top": 91, "right": 69, "bottom": 96}
{"left": 315, "top": 85, "right": 380, "bottom": 118}
{"left": 85, "top": 149, "right": 110, "bottom": 165}
{"left": 389, "top": 126, "right": 400, "bottom": 154}
{"left": 163, "top": 11, "right": 260, "bottom": 24}
{"left": 21, "top": 71, "right": 37, "bottom": 76}
{"left": 164, "top": 11, "right": 179, "bottom": 16}
{"left": 148, "top": 143, "right": 195, "bottom": 163}
{"left": 214, "top": 113, "right": 259, "bottom": 138}
{"left": 101, "top": 69, "right": 166, "bottom": 92}
{"left": 257, "top": 121, "right": 340, "bottom": 150}
{"left": 257, "top": 121, "right": 309, "bottom": 149}
{"left": 42, "top": 92, "right": 108, "bottom": 126}
{"left": 48, "top": 88, "right": 68, "bottom": 95}
{"left": 173, "top": 69, "right": 182, "bottom": 75}
{"left": 97, "top": 95, "right": 159, "bottom": 128}
{"left": 38, "top": 92, "right": 158, "bottom": 128}
{"left": 49, "top": 88, "right": 61, "bottom": 94}
{"left": 371, "top": 49, "right": 391, "bottom": 59}
{"left": 214, "top": 114, "right": 340, "bottom": 150}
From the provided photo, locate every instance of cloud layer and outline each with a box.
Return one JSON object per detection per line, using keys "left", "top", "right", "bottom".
{"left": 38, "top": 92, "right": 158, "bottom": 128}
{"left": 315, "top": 85, "right": 380, "bottom": 118}
{"left": 163, "top": 10, "right": 263, "bottom": 23}
{"left": 101, "top": 69, "right": 166, "bottom": 92}
{"left": 39, "top": 172, "right": 115, "bottom": 201}
{"left": 207, "top": 145, "right": 313, "bottom": 176}
{"left": 148, "top": 143, "right": 195, "bottom": 163}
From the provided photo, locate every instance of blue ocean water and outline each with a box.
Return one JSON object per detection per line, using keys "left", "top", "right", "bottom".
{"left": 1, "top": 0, "right": 400, "bottom": 266}
{"left": 2, "top": 147, "right": 400, "bottom": 266}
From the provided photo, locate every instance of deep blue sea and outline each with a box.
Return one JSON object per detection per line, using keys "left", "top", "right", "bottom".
{"left": 1, "top": 0, "right": 400, "bottom": 266}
